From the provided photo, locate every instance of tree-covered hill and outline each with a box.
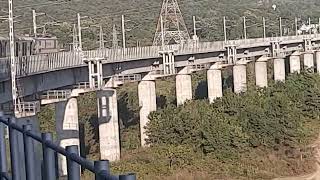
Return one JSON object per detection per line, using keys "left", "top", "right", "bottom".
{"left": 1, "top": 0, "right": 320, "bottom": 49}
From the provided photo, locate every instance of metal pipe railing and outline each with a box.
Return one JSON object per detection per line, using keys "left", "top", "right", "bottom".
{"left": 0, "top": 114, "right": 136, "bottom": 180}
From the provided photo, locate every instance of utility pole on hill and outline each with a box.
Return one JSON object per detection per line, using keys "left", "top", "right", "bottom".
{"left": 295, "top": 17, "right": 298, "bottom": 36}
{"left": 279, "top": 17, "right": 282, "bottom": 37}
{"left": 309, "top": 17, "right": 311, "bottom": 34}
{"left": 77, "top": 13, "right": 83, "bottom": 51}
{"left": 318, "top": 18, "right": 320, "bottom": 34}
{"left": 243, "top": 16, "right": 247, "bottom": 39}
{"left": 192, "top": 16, "right": 200, "bottom": 42}
{"left": 223, "top": 16, "right": 227, "bottom": 42}
{"left": 99, "top": 25, "right": 105, "bottom": 49}
{"left": 160, "top": 15, "right": 164, "bottom": 48}
{"left": 32, "top": 9, "right": 45, "bottom": 38}
{"left": 112, "top": 24, "right": 119, "bottom": 49}
{"left": 122, "top": 15, "right": 126, "bottom": 49}
{"left": 72, "top": 24, "right": 78, "bottom": 51}
{"left": 263, "top": 17, "right": 266, "bottom": 38}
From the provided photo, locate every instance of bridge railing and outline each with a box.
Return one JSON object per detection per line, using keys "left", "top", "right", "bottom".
{"left": 0, "top": 113, "right": 136, "bottom": 180}
{"left": 41, "top": 90, "right": 72, "bottom": 100}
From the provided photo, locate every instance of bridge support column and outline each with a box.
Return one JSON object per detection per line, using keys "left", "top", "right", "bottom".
{"left": 303, "top": 52, "right": 314, "bottom": 72}
{"left": 233, "top": 64, "right": 247, "bottom": 93}
{"left": 55, "top": 97, "right": 79, "bottom": 177}
{"left": 138, "top": 76, "right": 156, "bottom": 147}
{"left": 97, "top": 89, "right": 120, "bottom": 161}
{"left": 255, "top": 59, "right": 268, "bottom": 88}
{"left": 316, "top": 51, "right": 320, "bottom": 74}
{"left": 274, "top": 58, "right": 286, "bottom": 82}
{"left": 289, "top": 52, "right": 301, "bottom": 73}
{"left": 207, "top": 63, "right": 223, "bottom": 103}
{"left": 161, "top": 50, "right": 175, "bottom": 75}
{"left": 176, "top": 67, "right": 192, "bottom": 106}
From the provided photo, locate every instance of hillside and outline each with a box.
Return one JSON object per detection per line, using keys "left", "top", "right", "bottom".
{"left": 1, "top": 0, "right": 320, "bottom": 49}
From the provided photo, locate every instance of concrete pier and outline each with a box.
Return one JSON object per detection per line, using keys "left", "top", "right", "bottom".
{"left": 289, "top": 52, "right": 301, "bottom": 73}
{"left": 274, "top": 58, "right": 286, "bottom": 82}
{"left": 207, "top": 64, "right": 223, "bottom": 103}
{"left": 176, "top": 67, "right": 192, "bottom": 105}
{"left": 55, "top": 97, "right": 79, "bottom": 176}
{"left": 255, "top": 59, "right": 268, "bottom": 88}
{"left": 138, "top": 77, "right": 156, "bottom": 147}
{"left": 97, "top": 89, "right": 120, "bottom": 161}
{"left": 303, "top": 52, "right": 314, "bottom": 72}
{"left": 233, "top": 64, "right": 247, "bottom": 93}
{"left": 316, "top": 51, "right": 320, "bottom": 74}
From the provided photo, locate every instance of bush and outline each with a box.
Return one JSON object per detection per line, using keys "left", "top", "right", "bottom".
{"left": 146, "top": 73, "right": 320, "bottom": 158}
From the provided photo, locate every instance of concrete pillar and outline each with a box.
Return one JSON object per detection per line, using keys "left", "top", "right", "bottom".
{"left": 207, "top": 64, "right": 223, "bottom": 103}
{"left": 176, "top": 67, "right": 192, "bottom": 105}
{"left": 233, "top": 64, "right": 247, "bottom": 93}
{"left": 274, "top": 58, "right": 286, "bottom": 82}
{"left": 289, "top": 53, "right": 301, "bottom": 73}
{"left": 55, "top": 97, "right": 79, "bottom": 176}
{"left": 303, "top": 52, "right": 314, "bottom": 72}
{"left": 316, "top": 51, "right": 320, "bottom": 74}
{"left": 97, "top": 89, "right": 120, "bottom": 161}
{"left": 255, "top": 60, "right": 268, "bottom": 88}
{"left": 138, "top": 78, "right": 156, "bottom": 147}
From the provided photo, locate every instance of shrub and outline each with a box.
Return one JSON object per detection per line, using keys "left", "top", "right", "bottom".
{"left": 146, "top": 73, "right": 320, "bottom": 158}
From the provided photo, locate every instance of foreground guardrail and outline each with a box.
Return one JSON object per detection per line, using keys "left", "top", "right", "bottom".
{"left": 0, "top": 112, "right": 136, "bottom": 180}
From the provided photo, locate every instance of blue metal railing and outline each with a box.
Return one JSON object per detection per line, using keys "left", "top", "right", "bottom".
{"left": 0, "top": 114, "right": 136, "bottom": 180}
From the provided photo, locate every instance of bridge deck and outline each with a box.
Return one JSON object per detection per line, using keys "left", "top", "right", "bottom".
{"left": 0, "top": 34, "right": 318, "bottom": 81}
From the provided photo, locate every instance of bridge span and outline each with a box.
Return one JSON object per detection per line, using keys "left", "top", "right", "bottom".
{"left": 0, "top": 34, "right": 319, "bottom": 104}
{"left": 1, "top": 33, "right": 320, "bottom": 176}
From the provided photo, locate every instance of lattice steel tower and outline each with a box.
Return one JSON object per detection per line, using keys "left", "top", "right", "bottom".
{"left": 153, "top": 0, "right": 190, "bottom": 46}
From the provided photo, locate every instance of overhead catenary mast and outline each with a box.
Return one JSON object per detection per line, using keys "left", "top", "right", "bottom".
{"left": 99, "top": 25, "right": 105, "bottom": 49}
{"left": 8, "top": 0, "right": 17, "bottom": 114}
{"left": 112, "top": 24, "right": 119, "bottom": 49}
{"left": 72, "top": 24, "right": 78, "bottom": 51}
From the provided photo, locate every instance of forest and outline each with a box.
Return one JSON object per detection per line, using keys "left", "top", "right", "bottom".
{"left": 1, "top": 0, "right": 320, "bottom": 49}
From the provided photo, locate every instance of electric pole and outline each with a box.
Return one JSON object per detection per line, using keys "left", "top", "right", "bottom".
{"left": 223, "top": 16, "right": 227, "bottom": 42}
{"left": 99, "top": 25, "right": 104, "bottom": 49}
{"left": 112, "top": 24, "right": 119, "bottom": 49}
{"left": 72, "top": 24, "right": 78, "bottom": 51}
{"left": 161, "top": 15, "right": 164, "bottom": 48}
{"left": 8, "top": 0, "right": 17, "bottom": 115}
{"left": 279, "top": 17, "right": 282, "bottom": 36}
{"left": 122, "top": 15, "right": 126, "bottom": 49}
{"left": 32, "top": 10, "right": 36, "bottom": 37}
{"left": 263, "top": 17, "right": 266, "bottom": 38}
{"left": 192, "top": 16, "right": 200, "bottom": 41}
{"left": 318, "top": 18, "right": 320, "bottom": 34}
{"left": 32, "top": 9, "right": 45, "bottom": 38}
{"left": 309, "top": 17, "right": 311, "bottom": 34}
{"left": 77, "top": 13, "right": 82, "bottom": 51}
{"left": 295, "top": 17, "right": 298, "bottom": 36}
{"left": 243, "top": 16, "right": 247, "bottom": 39}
